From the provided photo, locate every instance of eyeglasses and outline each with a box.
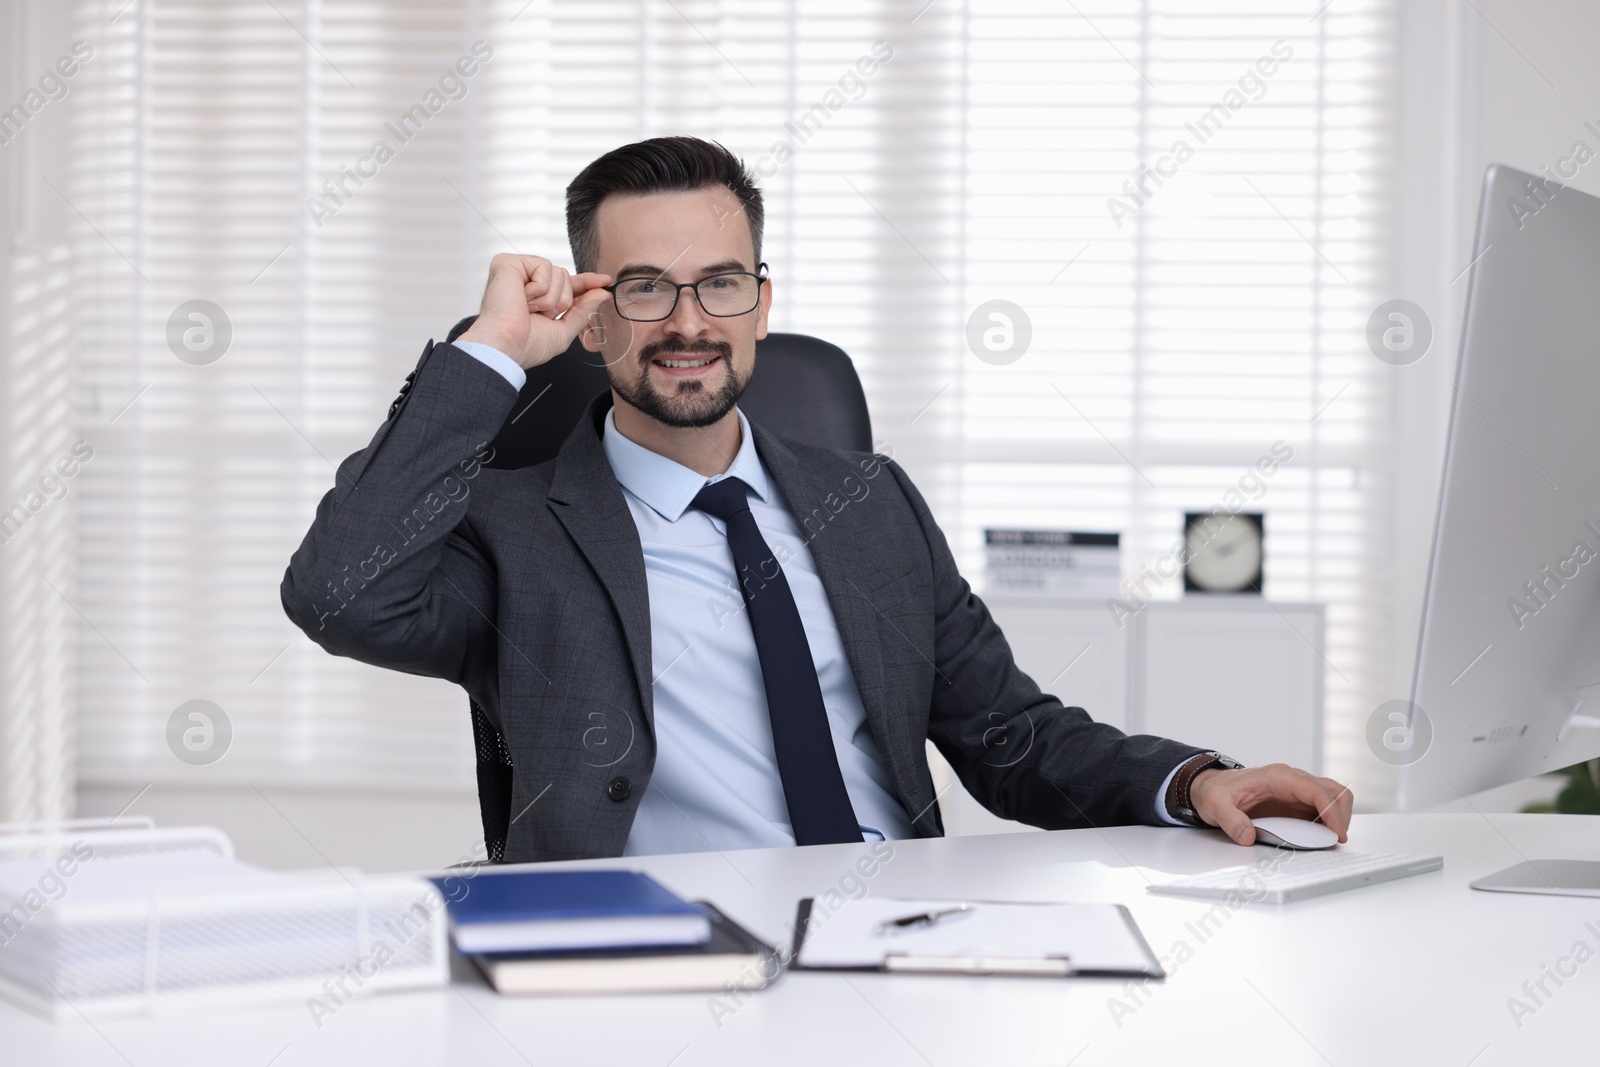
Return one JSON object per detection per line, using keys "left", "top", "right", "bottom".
{"left": 604, "top": 264, "right": 769, "bottom": 322}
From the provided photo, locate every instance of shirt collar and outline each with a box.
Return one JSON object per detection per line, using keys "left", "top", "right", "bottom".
{"left": 602, "top": 404, "right": 771, "bottom": 522}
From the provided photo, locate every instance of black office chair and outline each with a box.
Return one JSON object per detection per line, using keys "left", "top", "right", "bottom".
{"left": 432, "top": 315, "right": 875, "bottom": 860}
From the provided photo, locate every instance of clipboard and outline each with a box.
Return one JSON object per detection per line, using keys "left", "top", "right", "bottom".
{"left": 788, "top": 897, "right": 1165, "bottom": 979}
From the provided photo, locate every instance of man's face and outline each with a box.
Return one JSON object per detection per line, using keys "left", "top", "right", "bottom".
{"left": 581, "top": 186, "right": 771, "bottom": 429}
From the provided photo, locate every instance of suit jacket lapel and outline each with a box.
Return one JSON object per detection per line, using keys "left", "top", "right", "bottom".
{"left": 546, "top": 395, "right": 656, "bottom": 736}
{"left": 753, "top": 425, "right": 917, "bottom": 801}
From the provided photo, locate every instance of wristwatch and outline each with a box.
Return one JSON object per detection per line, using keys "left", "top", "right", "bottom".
{"left": 1166, "top": 752, "right": 1244, "bottom": 826}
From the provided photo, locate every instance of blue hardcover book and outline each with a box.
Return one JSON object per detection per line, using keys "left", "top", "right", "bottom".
{"left": 428, "top": 870, "right": 712, "bottom": 954}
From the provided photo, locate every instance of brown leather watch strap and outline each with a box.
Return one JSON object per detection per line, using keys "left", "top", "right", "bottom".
{"left": 1165, "top": 752, "right": 1229, "bottom": 826}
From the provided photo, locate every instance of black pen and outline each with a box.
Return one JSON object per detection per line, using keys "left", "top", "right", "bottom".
{"left": 873, "top": 903, "right": 975, "bottom": 934}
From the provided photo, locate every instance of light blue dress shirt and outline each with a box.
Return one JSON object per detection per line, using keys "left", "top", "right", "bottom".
{"left": 452, "top": 341, "right": 1190, "bottom": 842}
{"left": 600, "top": 406, "right": 914, "bottom": 854}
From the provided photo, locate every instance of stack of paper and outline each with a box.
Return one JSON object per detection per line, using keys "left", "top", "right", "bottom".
{"left": 0, "top": 821, "right": 447, "bottom": 1020}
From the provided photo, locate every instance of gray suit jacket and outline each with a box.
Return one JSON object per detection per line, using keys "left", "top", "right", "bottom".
{"left": 281, "top": 340, "right": 1207, "bottom": 862}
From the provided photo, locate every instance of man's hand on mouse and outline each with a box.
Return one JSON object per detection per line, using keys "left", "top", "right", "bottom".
{"left": 458, "top": 253, "right": 614, "bottom": 370}
{"left": 1189, "top": 763, "right": 1353, "bottom": 846}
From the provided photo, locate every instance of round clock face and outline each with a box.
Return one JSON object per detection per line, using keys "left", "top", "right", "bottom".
{"left": 1186, "top": 515, "right": 1263, "bottom": 592}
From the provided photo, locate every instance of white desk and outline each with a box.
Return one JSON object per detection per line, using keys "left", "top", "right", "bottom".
{"left": 7, "top": 814, "right": 1596, "bottom": 1065}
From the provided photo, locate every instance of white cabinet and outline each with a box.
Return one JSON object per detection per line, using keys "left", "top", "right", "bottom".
{"left": 979, "top": 596, "right": 1128, "bottom": 731}
{"left": 926, "top": 595, "right": 1325, "bottom": 836}
{"left": 1130, "top": 599, "right": 1324, "bottom": 773}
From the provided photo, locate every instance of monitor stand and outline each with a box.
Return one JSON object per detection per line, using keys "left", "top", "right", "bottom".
{"left": 1471, "top": 860, "right": 1600, "bottom": 897}
{"left": 1472, "top": 704, "right": 1599, "bottom": 896}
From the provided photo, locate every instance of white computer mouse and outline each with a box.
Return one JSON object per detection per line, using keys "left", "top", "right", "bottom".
{"left": 1249, "top": 817, "right": 1339, "bottom": 850}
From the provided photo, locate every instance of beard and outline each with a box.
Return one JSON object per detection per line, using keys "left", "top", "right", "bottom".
{"left": 610, "top": 337, "right": 747, "bottom": 429}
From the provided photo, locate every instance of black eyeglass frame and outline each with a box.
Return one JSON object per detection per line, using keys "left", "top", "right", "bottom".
{"left": 602, "top": 262, "right": 770, "bottom": 322}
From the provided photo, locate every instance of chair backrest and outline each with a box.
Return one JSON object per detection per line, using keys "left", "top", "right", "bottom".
{"left": 444, "top": 315, "right": 875, "bottom": 467}
{"left": 441, "top": 315, "right": 873, "bottom": 861}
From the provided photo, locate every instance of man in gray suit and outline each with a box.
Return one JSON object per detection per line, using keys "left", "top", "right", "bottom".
{"left": 282, "top": 137, "right": 1352, "bottom": 863}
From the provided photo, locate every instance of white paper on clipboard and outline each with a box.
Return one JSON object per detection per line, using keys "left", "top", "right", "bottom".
{"left": 793, "top": 897, "right": 1164, "bottom": 977}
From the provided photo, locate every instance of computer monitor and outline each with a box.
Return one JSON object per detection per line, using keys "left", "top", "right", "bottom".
{"left": 1397, "top": 163, "right": 1600, "bottom": 896}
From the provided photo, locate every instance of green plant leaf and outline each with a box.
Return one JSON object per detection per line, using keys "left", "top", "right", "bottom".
{"left": 1523, "top": 759, "right": 1600, "bottom": 814}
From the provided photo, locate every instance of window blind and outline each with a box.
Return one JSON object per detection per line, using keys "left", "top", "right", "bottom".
{"left": 71, "top": 0, "right": 1394, "bottom": 801}
{"left": 3, "top": 238, "right": 78, "bottom": 821}
{"left": 952, "top": 2, "right": 1393, "bottom": 799}
{"left": 71, "top": 0, "right": 489, "bottom": 791}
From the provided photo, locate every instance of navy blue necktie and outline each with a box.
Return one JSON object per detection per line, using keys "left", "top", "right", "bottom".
{"left": 691, "top": 477, "right": 864, "bottom": 846}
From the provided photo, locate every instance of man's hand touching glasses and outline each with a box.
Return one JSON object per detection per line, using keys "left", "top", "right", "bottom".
{"left": 458, "top": 254, "right": 613, "bottom": 370}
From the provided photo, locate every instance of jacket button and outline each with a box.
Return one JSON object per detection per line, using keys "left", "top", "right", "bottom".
{"left": 607, "top": 776, "right": 631, "bottom": 803}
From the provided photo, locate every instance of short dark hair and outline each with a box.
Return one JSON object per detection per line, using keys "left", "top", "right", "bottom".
{"left": 565, "top": 136, "right": 764, "bottom": 274}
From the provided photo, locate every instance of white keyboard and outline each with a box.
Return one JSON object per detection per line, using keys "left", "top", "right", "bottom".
{"left": 1147, "top": 850, "right": 1444, "bottom": 904}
